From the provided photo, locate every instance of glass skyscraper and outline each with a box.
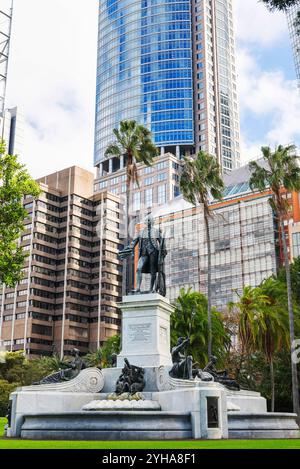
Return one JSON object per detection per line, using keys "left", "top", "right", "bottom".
{"left": 287, "top": 5, "right": 300, "bottom": 84}
{"left": 94, "top": 0, "right": 241, "bottom": 175}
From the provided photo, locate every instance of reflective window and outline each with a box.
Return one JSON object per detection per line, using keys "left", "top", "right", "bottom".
{"left": 94, "top": 0, "right": 194, "bottom": 165}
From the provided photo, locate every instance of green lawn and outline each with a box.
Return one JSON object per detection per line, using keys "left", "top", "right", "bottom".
{"left": 1, "top": 418, "right": 300, "bottom": 449}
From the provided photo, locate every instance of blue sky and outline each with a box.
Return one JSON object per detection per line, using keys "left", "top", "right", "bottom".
{"left": 5, "top": 0, "right": 300, "bottom": 177}
{"left": 240, "top": 37, "right": 295, "bottom": 139}
{"left": 234, "top": 0, "right": 300, "bottom": 162}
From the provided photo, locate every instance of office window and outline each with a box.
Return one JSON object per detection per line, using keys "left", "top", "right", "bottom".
{"left": 144, "top": 177, "right": 154, "bottom": 186}
{"left": 293, "top": 232, "right": 300, "bottom": 258}
{"left": 145, "top": 188, "right": 153, "bottom": 208}
{"left": 133, "top": 192, "right": 141, "bottom": 211}
{"left": 158, "top": 172, "right": 167, "bottom": 182}
{"left": 158, "top": 185, "right": 166, "bottom": 205}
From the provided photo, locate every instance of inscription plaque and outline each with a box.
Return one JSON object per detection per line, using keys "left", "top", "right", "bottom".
{"left": 128, "top": 323, "right": 152, "bottom": 343}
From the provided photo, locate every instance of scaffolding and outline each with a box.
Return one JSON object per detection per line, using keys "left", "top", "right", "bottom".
{"left": 0, "top": 0, "right": 13, "bottom": 119}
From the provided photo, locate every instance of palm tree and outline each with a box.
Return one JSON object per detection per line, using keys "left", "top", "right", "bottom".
{"left": 105, "top": 120, "right": 157, "bottom": 294}
{"left": 249, "top": 144, "right": 300, "bottom": 416}
{"left": 171, "top": 288, "right": 231, "bottom": 368}
{"left": 84, "top": 348, "right": 102, "bottom": 368}
{"left": 230, "top": 282, "right": 289, "bottom": 411}
{"left": 180, "top": 151, "right": 224, "bottom": 357}
{"left": 259, "top": 278, "right": 290, "bottom": 411}
{"left": 83, "top": 335, "right": 120, "bottom": 369}
{"left": 229, "top": 286, "right": 269, "bottom": 356}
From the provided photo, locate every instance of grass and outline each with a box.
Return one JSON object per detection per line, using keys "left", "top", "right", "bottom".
{"left": 1, "top": 418, "right": 300, "bottom": 449}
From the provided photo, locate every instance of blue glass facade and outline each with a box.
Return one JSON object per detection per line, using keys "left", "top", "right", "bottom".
{"left": 94, "top": 0, "right": 194, "bottom": 166}
{"left": 287, "top": 6, "right": 300, "bottom": 83}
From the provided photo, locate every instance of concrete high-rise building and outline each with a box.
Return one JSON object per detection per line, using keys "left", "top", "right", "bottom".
{"left": 94, "top": 152, "right": 182, "bottom": 214}
{"left": 0, "top": 167, "right": 122, "bottom": 358}
{"left": 146, "top": 163, "right": 300, "bottom": 308}
{"left": 287, "top": 5, "right": 300, "bottom": 84}
{"left": 94, "top": 0, "right": 241, "bottom": 175}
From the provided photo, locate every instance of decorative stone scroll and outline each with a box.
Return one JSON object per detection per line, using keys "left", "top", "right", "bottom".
{"left": 20, "top": 368, "right": 104, "bottom": 393}
{"left": 156, "top": 365, "right": 215, "bottom": 391}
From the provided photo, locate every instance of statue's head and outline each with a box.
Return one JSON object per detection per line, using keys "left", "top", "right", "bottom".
{"left": 145, "top": 214, "right": 154, "bottom": 227}
{"left": 177, "top": 337, "right": 185, "bottom": 345}
{"left": 71, "top": 348, "right": 80, "bottom": 357}
{"left": 210, "top": 355, "right": 218, "bottom": 364}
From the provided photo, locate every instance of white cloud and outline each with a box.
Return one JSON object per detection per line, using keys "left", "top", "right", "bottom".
{"left": 6, "top": 0, "right": 99, "bottom": 178}
{"left": 234, "top": 0, "right": 300, "bottom": 164}
{"left": 234, "top": 0, "right": 288, "bottom": 47}
{"left": 236, "top": 47, "right": 300, "bottom": 161}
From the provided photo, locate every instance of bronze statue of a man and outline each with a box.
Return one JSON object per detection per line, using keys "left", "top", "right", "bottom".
{"left": 119, "top": 215, "right": 167, "bottom": 296}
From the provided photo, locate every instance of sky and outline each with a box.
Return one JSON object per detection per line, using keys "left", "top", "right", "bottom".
{"left": 3, "top": 0, "right": 300, "bottom": 178}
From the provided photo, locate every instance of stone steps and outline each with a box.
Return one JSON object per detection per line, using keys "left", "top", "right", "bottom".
{"left": 20, "top": 411, "right": 193, "bottom": 440}
{"left": 20, "top": 410, "right": 300, "bottom": 440}
{"left": 228, "top": 412, "right": 300, "bottom": 439}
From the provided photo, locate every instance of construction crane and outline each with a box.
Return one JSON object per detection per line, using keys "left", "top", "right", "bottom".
{"left": 0, "top": 0, "right": 13, "bottom": 121}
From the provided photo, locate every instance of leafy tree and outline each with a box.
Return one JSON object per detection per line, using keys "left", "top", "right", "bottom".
{"left": 180, "top": 151, "right": 224, "bottom": 357}
{"left": 101, "top": 334, "right": 121, "bottom": 368}
{"left": 262, "top": 0, "right": 299, "bottom": 10}
{"left": 0, "top": 141, "right": 41, "bottom": 287}
{"left": 0, "top": 350, "right": 26, "bottom": 383}
{"left": 171, "top": 288, "right": 231, "bottom": 368}
{"left": 105, "top": 121, "right": 157, "bottom": 293}
{"left": 227, "top": 350, "right": 300, "bottom": 412}
{"left": 0, "top": 380, "right": 18, "bottom": 417}
{"left": 0, "top": 350, "right": 56, "bottom": 385}
{"left": 0, "top": 350, "right": 82, "bottom": 414}
{"left": 249, "top": 144, "right": 300, "bottom": 416}
{"left": 277, "top": 256, "right": 300, "bottom": 306}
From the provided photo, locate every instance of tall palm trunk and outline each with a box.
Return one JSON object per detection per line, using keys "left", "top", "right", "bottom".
{"left": 204, "top": 212, "right": 212, "bottom": 358}
{"left": 270, "top": 358, "right": 275, "bottom": 412}
{"left": 279, "top": 216, "right": 299, "bottom": 417}
{"left": 122, "top": 171, "right": 130, "bottom": 296}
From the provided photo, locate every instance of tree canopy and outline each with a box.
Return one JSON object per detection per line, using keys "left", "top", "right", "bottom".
{"left": 0, "top": 141, "right": 40, "bottom": 287}
{"left": 262, "top": 0, "right": 300, "bottom": 10}
{"left": 105, "top": 120, "right": 157, "bottom": 192}
{"left": 171, "top": 288, "right": 231, "bottom": 367}
{"left": 180, "top": 151, "right": 224, "bottom": 218}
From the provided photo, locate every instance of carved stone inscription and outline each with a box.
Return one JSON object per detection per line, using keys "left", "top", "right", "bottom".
{"left": 128, "top": 323, "right": 152, "bottom": 343}
{"left": 159, "top": 326, "right": 168, "bottom": 345}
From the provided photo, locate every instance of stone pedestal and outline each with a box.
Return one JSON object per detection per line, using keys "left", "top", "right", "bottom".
{"left": 153, "top": 385, "right": 229, "bottom": 439}
{"left": 117, "top": 293, "right": 173, "bottom": 368}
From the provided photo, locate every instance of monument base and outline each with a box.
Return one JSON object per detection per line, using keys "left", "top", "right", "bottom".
{"left": 6, "top": 293, "right": 300, "bottom": 440}
{"left": 7, "top": 366, "right": 300, "bottom": 440}
{"left": 116, "top": 293, "right": 173, "bottom": 368}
